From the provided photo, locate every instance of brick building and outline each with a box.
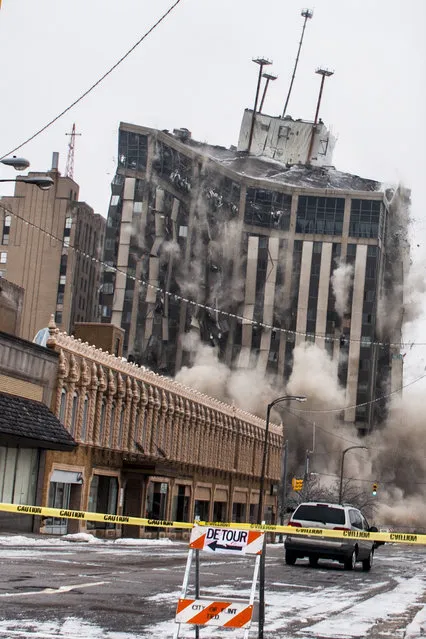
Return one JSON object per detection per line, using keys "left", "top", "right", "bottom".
{"left": 0, "top": 153, "right": 105, "bottom": 340}
{"left": 38, "top": 319, "right": 281, "bottom": 537}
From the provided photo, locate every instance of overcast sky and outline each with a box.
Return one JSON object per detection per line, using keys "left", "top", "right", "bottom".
{"left": 1, "top": 0, "right": 426, "bottom": 382}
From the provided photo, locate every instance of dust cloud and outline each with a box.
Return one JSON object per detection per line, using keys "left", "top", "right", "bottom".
{"left": 175, "top": 331, "right": 426, "bottom": 530}
{"left": 331, "top": 261, "right": 354, "bottom": 319}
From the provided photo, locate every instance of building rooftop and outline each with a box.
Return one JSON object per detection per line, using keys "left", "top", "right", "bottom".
{"left": 0, "top": 392, "right": 76, "bottom": 451}
{"left": 183, "top": 137, "right": 382, "bottom": 193}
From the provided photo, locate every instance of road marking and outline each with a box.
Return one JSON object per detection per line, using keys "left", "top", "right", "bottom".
{"left": 0, "top": 581, "right": 107, "bottom": 597}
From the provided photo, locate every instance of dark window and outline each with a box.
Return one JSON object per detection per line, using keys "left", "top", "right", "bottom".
{"left": 293, "top": 504, "right": 345, "bottom": 525}
{"left": 1, "top": 215, "right": 11, "bottom": 245}
{"left": 153, "top": 142, "right": 192, "bottom": 192}
{"left": 244, "top": 188, "right": 292, "bottom": 230}
{"left": 349, "top": 199, "right": 382, "bottom": 238}
{"left": 118, "top": 130, "right": 148, "bottom": 172}
{"left": 296, "top": 196, "right": 345, "bottom": 235}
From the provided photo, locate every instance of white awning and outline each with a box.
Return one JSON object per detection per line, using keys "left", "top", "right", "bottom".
{"left": 50, "top": 470, "right": 83, "bottom": 484}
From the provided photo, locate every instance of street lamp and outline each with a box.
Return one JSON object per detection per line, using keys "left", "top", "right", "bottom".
{"left": 257, "top": 395, "right": 307, "bottom": 525}
{"left": 258, "top": 394, "right": 306, "bottom": 639}
{"left": 1, "top": 156, "right": 30, "bottom": 171}
{"left": 0, "top": 176, "right": 54, "bottom": 191}
{"left": 338, "top": 445, "right": 368, "bottom": 504}
{"left": 0, "top": 156, "right": 54, "bottom": 191}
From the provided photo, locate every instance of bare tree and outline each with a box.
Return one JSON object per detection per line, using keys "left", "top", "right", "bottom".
{"left": 285, "top": 474, "right": 378, "bottom": 522}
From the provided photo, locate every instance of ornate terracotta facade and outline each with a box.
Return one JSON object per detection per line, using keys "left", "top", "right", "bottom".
{"left": 42, "top": 320, "right": 282, "bottom": 537}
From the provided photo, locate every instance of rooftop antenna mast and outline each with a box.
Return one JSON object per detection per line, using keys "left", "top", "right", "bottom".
{"left": 306, "top": 67, "right": 334, "bottom": 163}
{"left": 247, "top": 57, "right": 273, "bottom": 153}
{"left": 282, "top": 8, "right": 313, "bottom": 118}
{"left": 258, "top": 72, "right": 278, "bottom": 114}
{"left": 65, "top": 123, "right": 81, "bottom": 179}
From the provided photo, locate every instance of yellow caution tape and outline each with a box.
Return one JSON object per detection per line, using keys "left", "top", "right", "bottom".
{"left": 0, "top": 502, "right": 193, "bottom": 529}
{"left": 0, "top": 503, "right": 425, "bottom": 545}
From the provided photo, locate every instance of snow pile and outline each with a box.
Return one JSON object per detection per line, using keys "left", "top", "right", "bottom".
{"left": 0, "top": 534, "right": 175, "bottom": 547}
{"left": 111, "top": 537, "right": 174, "bottom": 546}
{"left": 61, "top": 533, "right": 99, "bottom": 543}
{"left": 405, "top": 604, "right": 426, "bottom": 639}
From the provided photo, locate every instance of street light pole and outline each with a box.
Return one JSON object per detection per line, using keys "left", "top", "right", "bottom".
{"left": 0, "top": 157, "right": 54, "bottom": 191}
{"left": 0, "top": 176, "right": 54, "bottom": 190}
{"left": 257, "top": 394, "right": 307, "bottom": 524}
{"left": 258, "top": 394, "right": 306, "bottom": 639}
{"left": 338, "top": 445, "right": 368, "bottom": 504}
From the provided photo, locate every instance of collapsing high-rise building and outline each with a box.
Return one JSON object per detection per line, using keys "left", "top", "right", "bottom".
{"left": 101, "top": 107, "right": 408, "bottom": 433}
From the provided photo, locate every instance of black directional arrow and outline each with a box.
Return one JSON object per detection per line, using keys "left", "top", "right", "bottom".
{"left": 206, "top": 540, "right": 243, "bottom": 552}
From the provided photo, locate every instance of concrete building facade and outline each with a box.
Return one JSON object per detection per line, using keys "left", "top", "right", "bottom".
{"left": 0, "top": 154, "right": 105, "bottom": 340}
{"left": 101, "top": 114, "right": 407, "bottom": 432}
{"left": 38, "top": 320, "right": 281, "bottom": 537}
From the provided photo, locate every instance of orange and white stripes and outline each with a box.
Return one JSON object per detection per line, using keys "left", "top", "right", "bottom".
{"left": 176, "top": 598, "right": 253, "bottom": 628}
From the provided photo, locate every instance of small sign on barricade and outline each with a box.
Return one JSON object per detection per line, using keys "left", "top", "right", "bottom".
{"left": 174, "top": 524, "right": 264, "bottom": 639}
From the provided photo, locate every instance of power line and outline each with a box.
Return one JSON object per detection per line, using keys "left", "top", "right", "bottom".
{"left": 2, "top": 203, "right": 426, "bottom": 418}
{"left": 3, "top": 198, "right": 426, "bottom": 361}
{"left": 312, "top": 471, "right": 426, "bottom": 487}
{"left": 290, "top": 372, "right": 426, "bottom": 415}
{"left": 0, "top": 0, "right": 183, "bottom": 160}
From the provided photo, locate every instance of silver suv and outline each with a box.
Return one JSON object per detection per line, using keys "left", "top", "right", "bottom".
{"left": 284, "top": 502, "right": 379, "bottom": 571}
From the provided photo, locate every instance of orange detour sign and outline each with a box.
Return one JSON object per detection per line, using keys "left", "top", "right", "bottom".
{"left": 175, "top": 524, "right": 263, "bottom": 638}
{"left": 176, "top": 599, "right": 253, "bottom": 628}
{"left": 189, "top": 525, "right": 264, "bottom": 554}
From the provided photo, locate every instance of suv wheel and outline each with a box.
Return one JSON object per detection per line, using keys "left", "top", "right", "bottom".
{"left": 309, "top": 556, "right": 319, "bottom": 567}
{"left": 362, "top": 550, "right": 374, "bottom": 572}
{"left": 285, "top": 550, "right": 297, "bottom": 565}
{"left": 344, "top": 549, "right": 357, "bottom": 571}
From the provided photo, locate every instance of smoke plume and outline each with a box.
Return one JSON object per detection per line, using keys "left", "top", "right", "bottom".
{"left": 331, "top": 260, "right": 353, "bottom": 318}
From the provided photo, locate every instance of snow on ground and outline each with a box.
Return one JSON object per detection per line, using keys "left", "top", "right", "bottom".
{"left": 0, "top": 536, "right": 425, "bottom": 638}
{"left": 0, "top": 534, "right": 174, "bottom": 546}
{"left": 0, "top": 617, "right": 145, "bottom": 638}
{"left": 405, "top": 603, "right": 426, "bottom": 639}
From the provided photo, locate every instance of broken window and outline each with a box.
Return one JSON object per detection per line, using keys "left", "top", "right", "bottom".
{"left": 118, "top": 130, "right": 148, "bottom": 172}
{"left": 245, "top": 188, "right": 291, "bottom": 230}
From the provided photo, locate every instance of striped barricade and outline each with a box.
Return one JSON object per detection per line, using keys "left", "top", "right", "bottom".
{"left": 176, "top": 598, "right": 253, "bottom": 628}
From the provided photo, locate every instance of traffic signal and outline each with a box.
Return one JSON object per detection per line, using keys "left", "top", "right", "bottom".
{"left": 292, "top": 477, "right": 304, "bottom": 491}
{"left": 372, "top": 483, "right": 378, "bottom": 496}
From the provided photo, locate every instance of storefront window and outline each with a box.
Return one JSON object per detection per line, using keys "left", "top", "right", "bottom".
{"left": 171, "top": 485, "right": 190, "bottom": 522}
{"left": 87, "top": 474, "right": 119, "bottom": 529}
{"left": 194, "top": 500, "right": 209, "bottom": 521}
{"left": 146, "top": 481, "right": 168, "bottom": 520}
{"left": 0, "top": 446, "right": 38, "bottom": 504}
{"left": 213, "top": 501, "right": 226, "bottom": 522}
{"left": 232, "top": 502, "right": 247, "bottom": 523}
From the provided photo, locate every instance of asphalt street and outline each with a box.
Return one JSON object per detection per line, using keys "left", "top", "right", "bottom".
{"left": 0, "top": 536, "right": 425, "bottom": 638}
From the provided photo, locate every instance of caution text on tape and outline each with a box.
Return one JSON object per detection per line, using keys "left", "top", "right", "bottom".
{"left": 1, "top": 503, "right": 426, "bottom": 545}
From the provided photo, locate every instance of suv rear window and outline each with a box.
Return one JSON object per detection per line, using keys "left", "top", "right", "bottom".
{"left": 293, "top": 505, "right": 345, "bottom": 525}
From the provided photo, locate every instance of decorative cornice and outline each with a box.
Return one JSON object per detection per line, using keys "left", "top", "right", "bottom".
{"left": 48, "top": 322, "right": 279, "bottom": 433}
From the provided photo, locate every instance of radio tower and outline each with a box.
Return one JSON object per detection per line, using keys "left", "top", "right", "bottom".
{"left": 65, "top": 123, "right": 81, "bottom": 179}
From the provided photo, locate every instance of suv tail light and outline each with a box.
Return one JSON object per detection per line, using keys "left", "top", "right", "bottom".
{"left": 333, "top": 527, "right": 350, "bottom": 531}
{"left": 289, "top": 521, "right": 302, "bottom": 527}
